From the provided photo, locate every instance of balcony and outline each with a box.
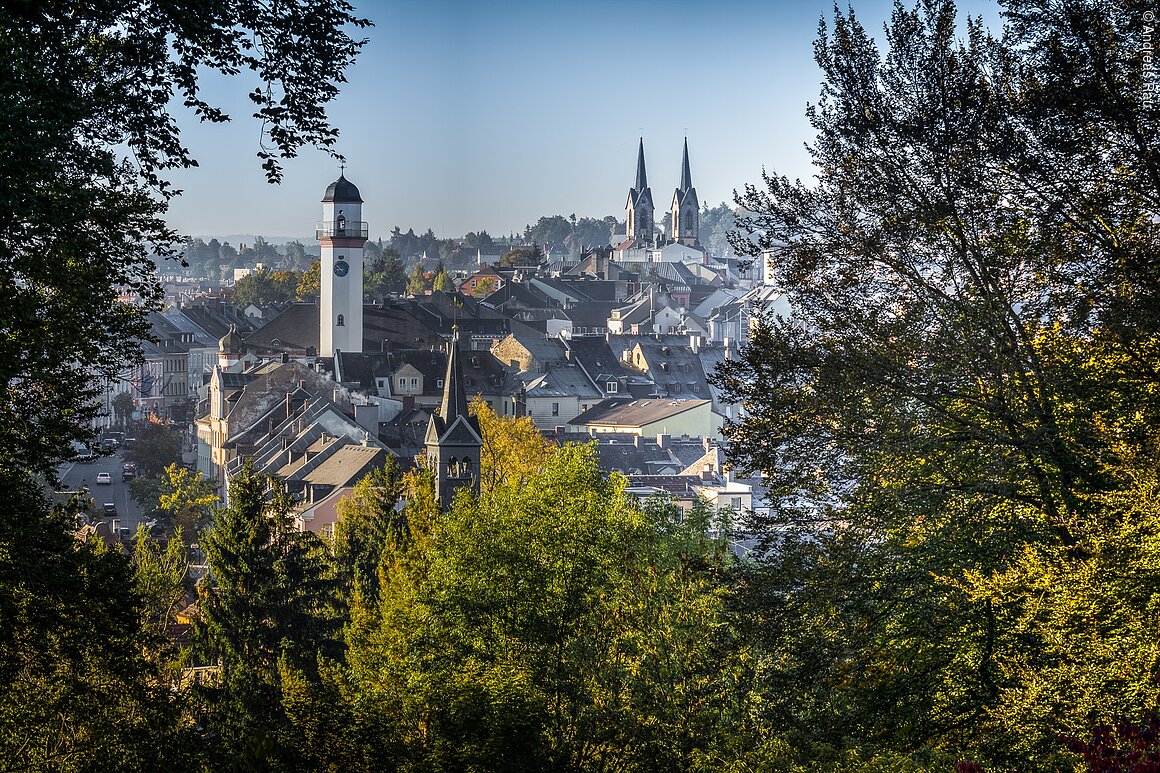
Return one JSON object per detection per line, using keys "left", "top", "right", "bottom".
{"left": 315, "top": 220, "right": 368, "bottom": 239}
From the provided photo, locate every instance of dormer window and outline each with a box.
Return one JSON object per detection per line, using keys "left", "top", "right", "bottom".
{"left": 607, "top": 381, "right": 618, "bottom": 393}
{"left": 336, "top": 314, "right": 345, "bottom": 326}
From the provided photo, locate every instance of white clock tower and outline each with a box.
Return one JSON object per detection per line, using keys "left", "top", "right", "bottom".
{"left": 317, "top": 173, "right": 367, "bottom": 357}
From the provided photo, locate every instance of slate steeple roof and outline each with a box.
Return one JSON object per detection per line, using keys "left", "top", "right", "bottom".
{"left": 679, "top": 136, "right": 693, "bottom": 191}
{"left": 628, "top": 137, "right": 653, "bottom": 209}
{"left": 424, "top": 326, "right": 482, "bottom": 447}
{"left": 635, "top": 137, "right": 649, "bottom": 193}
{"left": 440, "top": 326, "right": 470, "bottom": 426}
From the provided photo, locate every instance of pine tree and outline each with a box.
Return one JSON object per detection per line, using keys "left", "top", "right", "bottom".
{"left": 195, "top": 460, "right": 342, "bottom": 768}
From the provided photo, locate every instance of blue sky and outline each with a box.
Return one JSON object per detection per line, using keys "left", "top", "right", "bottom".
{"left": 163, "top": 0, "right": 1002, "bottom": 242}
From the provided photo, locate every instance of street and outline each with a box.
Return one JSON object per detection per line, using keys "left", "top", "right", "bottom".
{"left": 58, "top": 448, "right": 146, "bottom": 537}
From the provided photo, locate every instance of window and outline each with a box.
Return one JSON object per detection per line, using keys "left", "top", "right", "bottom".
{"left": 437, "top": 378, "right": 444, "bottom": 388}
{"left": 607, "top": 381, "right": 618, "bottom": 393}
{"left": 336, "top": 314, "right": 345, "bottom": 326}
{"left": 398, "top": 377, "right": 406, "bottom": 390}
{"left": 410, "top": 377, "right": 418, "bottom": 389}
{"left": 551, "top": 402, "right": 559, "bottom": 417}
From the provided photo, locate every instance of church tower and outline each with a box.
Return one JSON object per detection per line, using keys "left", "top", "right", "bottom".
{"left": 625, "top": 138, "right": 654, "bottom": 247}
{"left": 317, "top": 173, "right": 367, "bottom": 357}
{"left": 670, "top": 138, "right": 700, "bottom": 246}
{"left": 424, "top": 327, "right": 482, "bottom": 506}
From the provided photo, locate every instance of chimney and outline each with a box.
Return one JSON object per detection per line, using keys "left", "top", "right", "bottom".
{"left": 690, "top": 333, "right": 701, "bottom": 355}
{"left": 633, "top": 435, "right": 642, "bottom": 448}
{"left": 565, "top": 349, "right": 573, "bottom": 362}
{"left": 723, "top": 337, "right": 732, "bottom": 360}
{"left": 285, "top": 391, "right": 293, "bottom": 418}
{"left": 657, "top": 432, "right": 670, "bottom": 449}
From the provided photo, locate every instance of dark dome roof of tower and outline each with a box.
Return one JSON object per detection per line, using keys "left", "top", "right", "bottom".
{"left": 322, "top": 174, "right": 363, "bottom": 203}
{"left": 219, "top": 325, "right": 243, "bottom": 354}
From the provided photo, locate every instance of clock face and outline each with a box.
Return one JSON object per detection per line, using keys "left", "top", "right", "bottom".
{"left": 333, "top": 260, "right": 350, "bottom": 277}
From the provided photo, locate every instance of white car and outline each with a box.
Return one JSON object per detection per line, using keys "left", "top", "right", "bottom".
{"left": 95, "top": 472, "right": 112, "bottom": 485}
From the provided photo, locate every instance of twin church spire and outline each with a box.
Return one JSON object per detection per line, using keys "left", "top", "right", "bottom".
{"left": 625, "top": 137, "right": 699, "bottom": 248}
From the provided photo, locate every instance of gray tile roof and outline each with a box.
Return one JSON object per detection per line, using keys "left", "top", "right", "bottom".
{"left": 568, "top": 398, "right": 711, "bottom": 429}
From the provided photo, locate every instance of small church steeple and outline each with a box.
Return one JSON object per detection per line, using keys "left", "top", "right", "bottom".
{"left": 424, "top": 326, "right": 482, "bottom": 506}
{"left": 625, "top": 137, "right": 655, "bottom": 247}
{"left": 670, "top": 137, "right": 700, "bottom": 246}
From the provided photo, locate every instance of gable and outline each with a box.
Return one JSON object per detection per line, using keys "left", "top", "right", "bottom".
{"left": 439, "top": 414, "right": 483, "bottom": 446}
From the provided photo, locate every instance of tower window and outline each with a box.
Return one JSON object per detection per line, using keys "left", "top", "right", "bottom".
{"left": 337, "top": 314, "right": 345, "bottom": 326}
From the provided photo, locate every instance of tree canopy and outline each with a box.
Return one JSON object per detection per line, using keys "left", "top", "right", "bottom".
{"left": 717, "top": 0, "right": 1160, "bottom": 766}
{"left": 0, "top": 1, "right": 367, "bottom": 768}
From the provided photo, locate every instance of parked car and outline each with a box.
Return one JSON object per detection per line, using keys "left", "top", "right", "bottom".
{"left": 95, "top": 472, "right": 112, "bottom": 485}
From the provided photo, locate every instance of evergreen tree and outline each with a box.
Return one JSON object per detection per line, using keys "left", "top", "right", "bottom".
{"left": 195, "top": 460, "right": 342, "bottom": 769}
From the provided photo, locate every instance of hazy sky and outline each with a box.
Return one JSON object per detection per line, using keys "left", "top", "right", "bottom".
{"left": 163, "top": 0, "right": 1002, "bottom": 242}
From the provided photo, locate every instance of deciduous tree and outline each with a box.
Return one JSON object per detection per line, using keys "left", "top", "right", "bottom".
{"left": 718, "top": 0, "right": 1160, "bottom": 767}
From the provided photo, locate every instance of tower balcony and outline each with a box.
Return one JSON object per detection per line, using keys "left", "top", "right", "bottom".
{"left": 315, "top": 220, "right": 368, "bottom": 239}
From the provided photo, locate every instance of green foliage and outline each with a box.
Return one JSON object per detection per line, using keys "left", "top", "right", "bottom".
{"left": 405, "top": 262, "right": 428, "bottom": 295}
{"left": 231, "top": 266, "right": 302, "bottom": 306}
{"left": 122, "top": 418, "right": 181, "bottom": 478}
{"left": 128, "top": 473, "right": 166, "bottom": 520}
{"left": 157, "top": 463, "right": 219, "bottom": 539}
{"left": 719, "top": 0, "right": 1160, "bottom": 768}
{"left": 111, "top": 391, "right": 136, "bottom": 428}
{"left": 332, "top": 458, "right": 404, "bottom": 608}
{"left": 499, "top": 245, "right": 544, "bottom": 267}
{"left": 365, "top": 246, "right": 407, "bottom": 299}
{"left": 296, "top": 259, "right": 321, "bottom": 300}
{"left": 339, "top": 443, "right": 745, "bottom": 770}
{"left": 195, "top": 460, "right": 343, "bottom": 769}
{"left": 698, "top": 203, "right": 734, "bottom": 256}
{"left": 132, "top": 528, "right": 189, "bottom": 670}
{"left": 0, "top": 474, "right": 190, "bottom": 770}
{"left": 431, "top": 267, "right": 454, "bottom": 292}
